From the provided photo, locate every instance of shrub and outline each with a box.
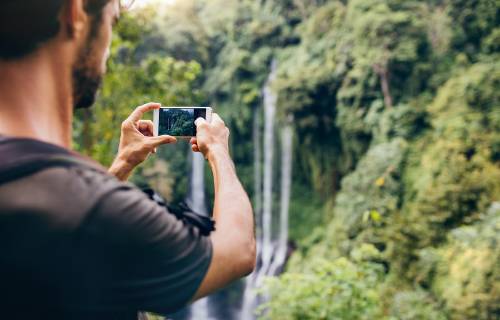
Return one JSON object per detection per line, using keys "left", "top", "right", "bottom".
{"left": 389, "top": 289, "right": 448, "bottom": 320}
{"left": 428, "top": 204, "right": 500, "bottom": 319}
{"left": 259, "top": 255, "right": 384, "bottom": 320}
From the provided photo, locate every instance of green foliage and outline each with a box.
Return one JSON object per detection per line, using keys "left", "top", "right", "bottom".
{"left": 388, "top": 289, "right": 448, "bottom": 320}
{"left": 448, "top": 0, "right": 500, "bottom": 56}
{"left": 417, "top": 204, "right": 500, "bottom": 319}
{"left": 368, "top": 103, "right": 429, "bottom": 144}
{"left": 403, "top": 62, "right": 500, "bottom": 248}
{"left": 334, "top": 138, "right": 408, "bottom": 240}
{"left": 287, "top": 184, "right": 326, "bottom": 241}
{"left": 259, "top": 256, "right": 384, "bottom": 320}
{"left": 346, "top": 0, "right": 426, "bottom": 72}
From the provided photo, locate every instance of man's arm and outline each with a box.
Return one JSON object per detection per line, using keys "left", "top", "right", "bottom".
{"left": 73, "top": 168, "right": 213, "bottom": 314}
{"left": 108, "top": 105, "right": 255, "bottom": 299}
{"left": 191, "top": 114, "right": 256, "bottom": 299}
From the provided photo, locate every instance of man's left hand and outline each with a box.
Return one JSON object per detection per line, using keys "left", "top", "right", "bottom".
{"left": 109, "top": 103, "right": 176, "bottom": 181}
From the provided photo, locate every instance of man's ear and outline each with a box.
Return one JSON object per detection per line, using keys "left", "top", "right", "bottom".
{"left": 61, "top": 0, "right": 88, "bottom": 39}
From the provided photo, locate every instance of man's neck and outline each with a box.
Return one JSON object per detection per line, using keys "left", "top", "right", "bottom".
{"left": 0, "top": 49, "right": 73, "bottom": 148}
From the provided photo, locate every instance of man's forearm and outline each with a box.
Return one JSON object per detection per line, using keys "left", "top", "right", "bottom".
{"left": 193, "top": 147, "right": 255, "bottom": 299}
{"left": 208, "top": 147, "right": 255, "bottom": 266}
{"left": 209, "top": 147, "right": 252, "bottom": 222}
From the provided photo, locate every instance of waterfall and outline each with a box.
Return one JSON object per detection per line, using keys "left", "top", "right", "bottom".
{"left": 241, "top": 59, "right": 293, "bottom": 319}
{"left": 170, "top": 63, "right": 291, "bottom": 320}
{"left": 258, "top": 59, "right": 278, "bottom": 284}
{"left": 240, "top": 101, "right": 265, "bottom": 320}
{"left": 268, "top": 120, "right": 293, "bottom": 276}
{"left": 187, "top": 152, "right": 215, "bottom": 320}
{"left": 187, "top": 152, "right": 207, "bottom": 215}
{"left": 253, "top": 106, "right": 263, "bottom": 259}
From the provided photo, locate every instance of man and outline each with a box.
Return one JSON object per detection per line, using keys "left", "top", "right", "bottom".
{"left": 0, "top": 0, "right": 255, "bottom": 319}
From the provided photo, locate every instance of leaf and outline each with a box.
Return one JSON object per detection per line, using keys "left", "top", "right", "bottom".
{"left": 370, "top": 210, "right": 382, "bottom": 222}
{"left": 375, "top": 177, "right": 386, "bottom": 187}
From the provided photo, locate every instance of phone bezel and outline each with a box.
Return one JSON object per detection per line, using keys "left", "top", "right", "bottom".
{"left": 153, "top": 106, "right": 213, "bottom": 139}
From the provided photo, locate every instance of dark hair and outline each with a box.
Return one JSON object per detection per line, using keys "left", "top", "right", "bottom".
{"left": 0, "top": 0, "right": 111, "bottom": 60}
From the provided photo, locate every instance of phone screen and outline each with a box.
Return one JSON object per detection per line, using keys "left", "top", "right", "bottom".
{"left": 158, "top": 107, "right": 207, "bottom": 136}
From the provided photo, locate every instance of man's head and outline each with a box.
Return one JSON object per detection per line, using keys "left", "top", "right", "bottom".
{"left": 0, "top": 0, "right": 124, "bottom": 109}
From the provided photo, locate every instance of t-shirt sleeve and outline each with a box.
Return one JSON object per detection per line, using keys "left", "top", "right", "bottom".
{"left": 73, "top": 169, "right": 212, "bottom": 314}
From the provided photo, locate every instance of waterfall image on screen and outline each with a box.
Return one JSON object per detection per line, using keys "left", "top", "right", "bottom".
{"left": 158, "top": 108, "right": 206, "bottom": 136}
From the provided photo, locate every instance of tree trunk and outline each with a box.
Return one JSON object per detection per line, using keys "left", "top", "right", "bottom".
{"left": 380, "top": 68, "right": 393, "bottom": 109}
{"left": 373, "top": 63, "right": 393, "bottom": 109}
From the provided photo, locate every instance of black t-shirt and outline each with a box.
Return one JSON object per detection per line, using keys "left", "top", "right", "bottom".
{"left": 0, "top": 137, "right": 213, "bottom": 319}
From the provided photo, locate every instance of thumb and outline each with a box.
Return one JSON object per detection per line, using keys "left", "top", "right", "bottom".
{"left": 148, "top": 135, "right": 177, "bottom": 147}
{"left": 195, "top": 117, "right": 207, "bottom": 127}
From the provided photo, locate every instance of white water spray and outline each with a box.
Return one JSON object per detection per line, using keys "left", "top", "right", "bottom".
{"left": 258, "top": 59, "right": 278, "bottom": 283}
{"left": 188, "top": 152, "right": 215, "bottom": 320}
{"left": 253, "top": 107, "right": 263, "bottom": 255}
{"left": 268, "top": 120, "right": 293, "bottom": 276}
{"left": 241, "top": 59, "right": 293, "bottom": 319}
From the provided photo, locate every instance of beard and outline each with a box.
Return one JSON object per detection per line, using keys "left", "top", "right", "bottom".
{"left": 71, "top": 17, "right": 104, "bottom": 110}
{"left": 72, "top": 63, "right": 102, "bottom": 110}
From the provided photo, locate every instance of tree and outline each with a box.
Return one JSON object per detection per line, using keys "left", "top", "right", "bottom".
{"left": 346, "top": 0, "right": 427, "bottom": 109}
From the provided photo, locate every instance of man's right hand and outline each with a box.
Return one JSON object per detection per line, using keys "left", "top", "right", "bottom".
{"left": 189, "top": 112, "right": 256, "bottom": 300}
{"left": 190, "top": 113, "right": 230, "bottom": 161}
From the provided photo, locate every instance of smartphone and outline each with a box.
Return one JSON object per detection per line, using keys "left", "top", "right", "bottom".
{"left": 153, "top": 106, "right": 213, "bottom": 138}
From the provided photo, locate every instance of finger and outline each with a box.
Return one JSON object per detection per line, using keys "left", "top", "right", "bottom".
{"left": 190, "top": 137, "right": 197, "bottom": 145}
{"left": 138, "top": 120, "right": 154, "bottom": 136}
{"left": 212, "top": 113, "right": 225, "bottom": 125}
{"left": 195, "top": 117, "right": 207, "bottom": 127}
{"left": 191, "top": 144, "right": 200, "bottom": 153}
{"left": 127, "top": 102, "right": 161, "bottom": 123}
{"left": 147, "top": 135, "right": 177, "bottom": 148}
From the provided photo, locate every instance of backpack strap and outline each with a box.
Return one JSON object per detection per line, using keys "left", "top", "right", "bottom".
{"left": 143, "top": 189, "right": 215, "bottom": 236}
{"left": 0, "top": 137, "right": 106, "bottom": 185}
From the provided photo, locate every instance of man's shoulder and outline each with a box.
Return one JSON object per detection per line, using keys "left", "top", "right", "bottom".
{"left": 0, "top": 162, "right": 132, "bottom": 229}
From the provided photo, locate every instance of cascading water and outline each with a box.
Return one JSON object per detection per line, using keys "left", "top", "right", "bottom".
{"left": 252, "top": 106, "right": 263, "bottom": 263}
{"left": 187, "top": 152, "right": 207, "bottom": 216}
{"left": 171, "top": 61, "right": 292, "bottom": 320}
{"left": 240, "top": 59, "right": 293, "bottom": 319}
{"left": 187, "top": 152, "right": 215, "bottom": 320}
{"left": 258, "top": 59, "right": 278, "bottom": 285}
{"left": 267, "top": 120, "right": 293, "bottom": 277}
